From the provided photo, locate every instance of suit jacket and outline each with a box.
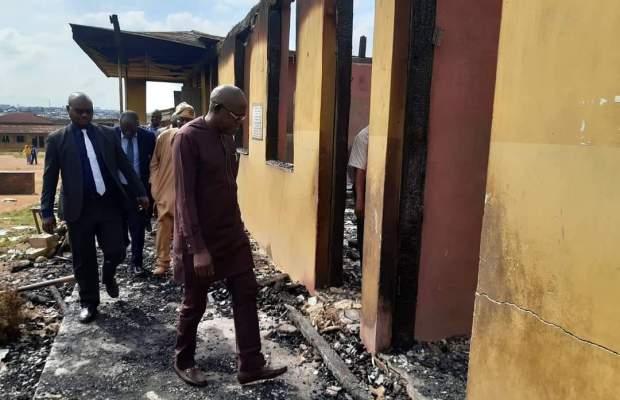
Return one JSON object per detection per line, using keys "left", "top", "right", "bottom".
{"left": 41, "top": 123, "right": 147, "bottom": 223}
{"left": 114, "top": 126, "right": 156, "bottom": 194}
{"left": 114, "top": 126, "right": 155, "bottom": 220}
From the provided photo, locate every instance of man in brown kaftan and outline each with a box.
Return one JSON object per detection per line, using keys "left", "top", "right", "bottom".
{"left": 171, "top": 85, "right": 287, "bottom": 387}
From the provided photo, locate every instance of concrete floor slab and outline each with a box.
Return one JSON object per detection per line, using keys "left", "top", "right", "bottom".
{"left": 34, "top": 282, "right": 321, "bottom": 400}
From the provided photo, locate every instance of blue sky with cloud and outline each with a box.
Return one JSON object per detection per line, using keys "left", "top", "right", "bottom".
{"left": 0, "top": 0, "right": 374, "bottom": 112}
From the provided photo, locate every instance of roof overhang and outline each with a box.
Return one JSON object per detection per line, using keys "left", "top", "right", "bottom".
{"left": 70, "top": 23, "right": 222, "bottom": 82}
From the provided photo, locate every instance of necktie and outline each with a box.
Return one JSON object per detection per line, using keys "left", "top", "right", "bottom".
{"left": 81, "top": 129, "right": 106, "bottom": 195}
{"left": 126, "top": 136, "right": 135, "bottom": 168}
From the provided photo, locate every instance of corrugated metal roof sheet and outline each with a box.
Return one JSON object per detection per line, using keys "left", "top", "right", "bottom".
{"left": 70, "top": 23, "right": 221, "bottom": 81}
{"left": 130, "top": 30, "right": 223, "bottom": 48}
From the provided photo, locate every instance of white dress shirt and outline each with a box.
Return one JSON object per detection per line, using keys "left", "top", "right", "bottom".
{"left": 348, "top": 126, "right": 369, "bottom": 170}
{"left": 119, "top": 131, "right": 140, "bottom": 185}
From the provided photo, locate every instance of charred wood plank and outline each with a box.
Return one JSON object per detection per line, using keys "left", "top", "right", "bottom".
{"left": 284, "top": 304, "right": 369, "bottom": 400}
{"left": 15, "top": 275, "right": 75, "bottom": 293}
{"left": 257, "top": 272, "right": 289, "bottom": 287}
{"left": 374, "top": 353, "right": 430, "bottom": 400}
{"left": 48, "top": 286, "right": 67, "bottom": 315}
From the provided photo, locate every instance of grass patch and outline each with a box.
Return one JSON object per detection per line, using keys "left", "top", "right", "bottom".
{"left": 0, "top": 205, "right": 37, "bottom": 252}
{"left": 0, "top": 205, "right": 37, "bottom": 230}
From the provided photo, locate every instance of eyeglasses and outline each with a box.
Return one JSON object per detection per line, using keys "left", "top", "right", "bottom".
{"left": 73, "top": 108, "right": 93, "bottom": 115}
{"left": 217, "top": 103, "right": 246, "bottom": 122}
{"left": 177, "top": 116, "right": 193, "bottom": 124}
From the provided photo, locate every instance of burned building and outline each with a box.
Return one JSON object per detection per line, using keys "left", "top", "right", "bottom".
{"left": 72, "top": 0, "right": 489, "bottom": 351}
{"left": 72, "top": 1, "right": 620, "bottom": 397}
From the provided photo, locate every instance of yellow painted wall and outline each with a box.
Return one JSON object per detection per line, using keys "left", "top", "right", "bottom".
{"left": 218, "top": 40, "right": 235, "bottom": 88}
{"left": 468, "top": 0, "right": 620, "bottom": 398}
{"left": 125, "top": 79, "right": 147, "bottom": 123}
{"left": 360, "top": 0, "right": 409, "bottom": 353}
{"left": 217, "top": 1, "right": 333, "bottom": 289}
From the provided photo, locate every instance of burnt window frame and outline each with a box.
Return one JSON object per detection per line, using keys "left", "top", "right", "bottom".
{"left": 234, "top": 29, "right": 251, "bottom": 154}
{"left": 266, "top": 0, "right": 295, "bottom": 168}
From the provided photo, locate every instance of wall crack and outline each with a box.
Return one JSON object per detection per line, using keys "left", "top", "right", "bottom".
{"left": 476, "top": 292, "right": 620, "bottom": 357}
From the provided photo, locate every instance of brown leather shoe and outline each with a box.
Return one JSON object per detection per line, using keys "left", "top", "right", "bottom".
{"left": 152, "top": 265, "right": 169, "bottom": 276}
{"left": 237, "top": 365, "right": 288, "bottom": 385}
{"left": 173, "top": 363, "right": 209, "bottom": 387}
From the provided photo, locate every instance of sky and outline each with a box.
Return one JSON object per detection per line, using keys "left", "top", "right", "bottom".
{"left": 0, "top": 0, "right": 375, "bottom": 112}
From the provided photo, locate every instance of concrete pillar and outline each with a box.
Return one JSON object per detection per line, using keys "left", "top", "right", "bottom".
{"left": 360, "top": 0, "right": 410, "bottom": 354}
{"left": 125, "top": 79, "right": 147, "bottom": 124}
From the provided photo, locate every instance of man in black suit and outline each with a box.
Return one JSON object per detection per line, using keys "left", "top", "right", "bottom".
{"left": 41, "top": 93, "right": 149, "bottom": 323}
{"left": 115, "top": 111, "right": 156, "bottom": 275}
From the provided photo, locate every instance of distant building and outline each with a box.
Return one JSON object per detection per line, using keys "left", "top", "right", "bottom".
{"left": 0, "top": 112, "right": 121, "bottom": 150}
{"left": 0, "top": 113, "right": 61, "bottom": 150}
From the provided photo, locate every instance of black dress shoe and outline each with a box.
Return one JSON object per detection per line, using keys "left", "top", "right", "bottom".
{"left": 237, "top": 365, "right": 287, "bottom": 385}
{"left": 104, "top": 278, "right": 119, "bottom": 298}
{"left": 78, "top": 307, "right": 98, "bottom": 323}
{"left": 130, "top": 264, "right": 144, "bottom": 276}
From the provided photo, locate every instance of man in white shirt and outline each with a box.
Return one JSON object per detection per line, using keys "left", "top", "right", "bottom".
{"left": 347, "top": 126, "right": 368, "bottom": 262}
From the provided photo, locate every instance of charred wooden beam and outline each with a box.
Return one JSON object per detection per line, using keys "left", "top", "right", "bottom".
{"left": 374, "top": 353, "right": 430, "bottom": 400}
{"left": 257, "top": 273, "right": 289, "bottom": 287}
{"left": 15, "top": 275, "right": 75, "bottom": 293}
{"left": 266, "top": 4, "right": 282, "bottom": 161}
{"left": 325, "top": 0, "right": 353, "bottom": 287}
{"left": 393, "top": 0, "right": 437, "bottom": 346}
{"left": 48, "top": 286, "right": 68, "bottom": 315}
{"left": 285, "top": 304, "right": 369, "bottom": 400}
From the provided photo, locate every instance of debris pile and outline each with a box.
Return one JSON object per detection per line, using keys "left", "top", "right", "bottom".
{"left": 0, "top": 197, "right": 468, "bottom": 399}
{"left": 247, "top": 197, "right": 469, "bottom": 400}
{"left": 0, "top": 225, "right": 35, "bottom": 261}
{"left": 377, "top": 338, "right": 469, "bottom": 400}
{"left": 342, "top": 207, "right": 362, "bottom": 291}
{"left": 0, "top": 223, "right": 69, "bottom": 266}
{"left": 0, "top": 252, "right": 73, "bottom": 400}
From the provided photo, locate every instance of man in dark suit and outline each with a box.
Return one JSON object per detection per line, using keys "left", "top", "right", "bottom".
{"left": 41, "top": 93, "right": 149, "bottom": 323}
{"left": 115, "top": 111, "right": 156, "bottom": 275}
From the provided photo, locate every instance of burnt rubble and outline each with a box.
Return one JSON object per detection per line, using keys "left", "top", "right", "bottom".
{"left": 0, "top": 202, "right": 468, "bottom": 399}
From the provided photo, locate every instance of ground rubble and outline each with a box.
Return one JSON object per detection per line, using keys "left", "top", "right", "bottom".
{"left": 0, "top": 218, "right": 75, "bottom": 399}
{"left": 1, "top": 231, "right": 358, "bottom": 399}
{"left": 250, "top": 199, "right": 469, "bottom": 400}
{"left": 0, "top": 201, "right": 468, "bottom": 400}
{"left": 0, "top": 248, "right": 74, "bottom": 400}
